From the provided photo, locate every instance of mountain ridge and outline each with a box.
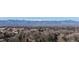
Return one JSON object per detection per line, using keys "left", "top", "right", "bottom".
{"left": 0, "top": 20, "right": 78, "bottom": 26}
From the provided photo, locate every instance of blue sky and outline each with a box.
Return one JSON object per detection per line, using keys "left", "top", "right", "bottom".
{"left": 0, "top": 17, "right": 79, "bottom": 21}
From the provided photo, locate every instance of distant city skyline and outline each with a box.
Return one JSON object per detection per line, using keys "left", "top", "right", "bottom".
{"left": 0, "top": 17, "right": 79, "bottom": 21}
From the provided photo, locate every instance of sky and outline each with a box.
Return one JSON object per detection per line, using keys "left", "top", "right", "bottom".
{"left": 0, "top": 17, "right": 79, "bottom": 21}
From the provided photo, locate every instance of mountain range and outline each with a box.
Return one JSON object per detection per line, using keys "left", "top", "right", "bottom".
{"left": 0, "top": 20, "right": 79, "bottom": 27}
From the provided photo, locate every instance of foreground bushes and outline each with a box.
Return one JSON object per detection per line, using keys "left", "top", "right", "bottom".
{"left": 0, "top": 27, "right": 79, "bottom": 42}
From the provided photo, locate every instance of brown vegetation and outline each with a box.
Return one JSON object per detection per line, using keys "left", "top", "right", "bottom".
{"left": 0, "top": 26, "right": 79, "bottom": 42}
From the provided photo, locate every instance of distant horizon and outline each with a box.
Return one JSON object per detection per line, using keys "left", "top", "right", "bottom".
{"left": 0, "top": 17, "right": 79, "bottom": 21}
